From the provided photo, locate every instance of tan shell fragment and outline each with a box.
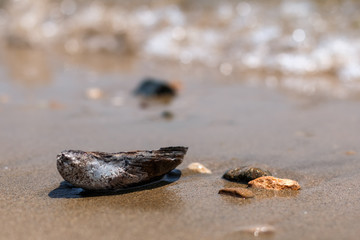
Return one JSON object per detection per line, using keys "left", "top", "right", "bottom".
{"left": 248, "top": 176, "right": 301, "bottom": 190}
{"left": 86, "top": 88, "right": 104, "bottom": 100}
{"left": 187, "top": 162, "right": 212, "bottom": 174}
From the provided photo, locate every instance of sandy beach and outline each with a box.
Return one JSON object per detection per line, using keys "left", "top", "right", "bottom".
{"left": 1, "top": 57, "right": 360, "bottom": 240}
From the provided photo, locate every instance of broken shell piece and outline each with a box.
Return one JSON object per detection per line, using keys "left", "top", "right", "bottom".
{"left": 187, "top": 162, "right": 212, "bottom": 174}
{"left": 345, "top": 150, "right": 356, "bottom": 155}
{"left": 86, "top": 87, "right": 104, "bottom": 100}
{"left": 219, "top": 187, "right": 254, "bottom": 198}
{"left": 237, "top": 224, "right": 275, "bottom": 237}
{"left": 57, "top": 146, "right": 188, "bottom": 191}
{"left": 249, "top": 176, "right": 301, "bottom": 190}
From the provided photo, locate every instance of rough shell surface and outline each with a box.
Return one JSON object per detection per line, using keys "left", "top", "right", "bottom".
{"left": 57, "top": 146, "right": 188, "bottom": 191}
{"left": 223, "top": 166, "right": 271, "bottom": 183}
{"left": 248, "top": 176, "right": 301, "bottom": 190}
{"left": 218, "top": 187, "right": 254, "bottom": 198}
{"left": 187, "top": 162, "right": 212, "bottom": 174}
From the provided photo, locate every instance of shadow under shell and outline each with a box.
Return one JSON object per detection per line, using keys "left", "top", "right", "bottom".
{"left": 48, "top": 169, "right": 181, "bottom": 199}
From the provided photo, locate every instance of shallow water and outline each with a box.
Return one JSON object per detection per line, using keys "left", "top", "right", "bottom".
{"left": 1, "top": 0, "right": 360, "bottom": 99}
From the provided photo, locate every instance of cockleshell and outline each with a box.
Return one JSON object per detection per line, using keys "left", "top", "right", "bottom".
{"left": 57, "top": 146, "right": 188, "bottom": 191}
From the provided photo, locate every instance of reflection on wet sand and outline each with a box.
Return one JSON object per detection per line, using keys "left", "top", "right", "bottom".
{"left": 112, "top": 186, "right": 183, "bottom": 212}
{"left": 48, "top": 170, "right": 183, "bottom": 213}
{"left": 52, "top": 184, "right": 183, "bottom": 213}
{"left": 2, "top": 46, "right": 52, "bottom": 86}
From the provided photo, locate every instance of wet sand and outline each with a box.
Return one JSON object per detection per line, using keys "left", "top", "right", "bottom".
{"left": 1, "top": 59, "right": 360, "bottom": 240}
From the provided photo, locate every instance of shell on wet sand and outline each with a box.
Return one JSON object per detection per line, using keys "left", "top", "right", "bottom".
{"left": 57, "top": 146, "right": 188, "bottom": 191}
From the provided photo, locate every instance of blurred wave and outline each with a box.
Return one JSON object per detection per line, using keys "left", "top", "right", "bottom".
{"left": 1, "top": 0, "right": 360, "bottom": 98}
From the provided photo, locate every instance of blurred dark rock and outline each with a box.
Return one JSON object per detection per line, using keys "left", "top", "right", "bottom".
{"left": 134, "top": 78, "right": 176, "bottom": 98}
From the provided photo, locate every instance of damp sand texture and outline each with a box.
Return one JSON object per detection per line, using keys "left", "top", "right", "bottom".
{"left": 1, "top": 70, "right": 360, "bottom": 240}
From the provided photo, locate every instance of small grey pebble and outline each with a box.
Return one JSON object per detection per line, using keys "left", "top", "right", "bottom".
{"left": 223, "top": 166, "right": 271, "bottom": 183}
